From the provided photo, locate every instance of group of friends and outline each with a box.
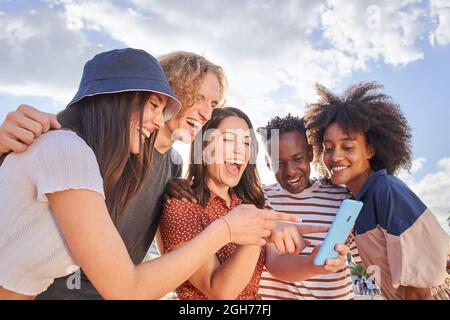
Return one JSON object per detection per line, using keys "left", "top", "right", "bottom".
{"left": 0, "top": 48, "right": 448, "bottom": 300}
{"left": 354, "top": 278, "right": 381, "bottom": 297}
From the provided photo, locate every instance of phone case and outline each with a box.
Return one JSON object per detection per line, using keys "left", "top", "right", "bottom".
{"left": 313, "top": 199, "right": 364, "bottom": 266}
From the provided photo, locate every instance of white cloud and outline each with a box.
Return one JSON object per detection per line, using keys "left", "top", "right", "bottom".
{"left": 398, "top": 157, "right": 450, "bottom": 233}
{"left": 411, "top": 156, "right": 427, "bottom": 174}
{"left": 321, "top": 0, "right": 427, "bottom": 67}
{"left": 0, "top": 6, "right": 102, "bottom": 104}
{"left": 55, "top": 1, "right": 432, "bottom": 106}
{"left": 55, "top": 0, "right": 326, "bottom": 128}
{"left": 430, "top": 0, "right": 450, "bottom": 46}
{"left": 0, "top": 0, "right": 439, "bottom": 114}
{"left": 0, "top": 83, "right": 72, "bottom": 104}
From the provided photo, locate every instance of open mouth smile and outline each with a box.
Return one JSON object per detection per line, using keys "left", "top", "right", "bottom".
{"left": 186, "top": 117, "right": 202, "bottom": 132}
{"left": 225, "top": 159, "right": 244, "bottom": 175}
{"left": 138, "top": 126, "right": 154, "bottom": 139}
{"left": 288, "top": 176, "right": 300, "bottom": 183}
{"left": 286, "top": 176, "right": 304, "bottom": 186}
{"left": 330, "top": 165, "right": 350, "bottom": 174}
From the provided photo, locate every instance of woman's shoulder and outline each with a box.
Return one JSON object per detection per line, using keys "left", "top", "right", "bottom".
{"left": 369, "top": 171, "right": 414, "bottom": 198}
{"left": 26, "top": 129, "right": 105, "bottom": 201}
{"left": 34, "top": 129, "right": 91, "bottom": 152}
{"left": 160, "top": 198, "right": 204, "bottom": 239}
{"left": 30, "top": 129, "right": 97, "bottom": 164}
{"left": 363, "top": 171, "right": 427, "bottom": 226}
{"left": 163, "top": 198, "right": 202, "bottom": 215}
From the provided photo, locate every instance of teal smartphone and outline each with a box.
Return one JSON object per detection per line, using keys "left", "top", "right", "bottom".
{"left": 313, "top": 199, "right": 363, "bottom": 266}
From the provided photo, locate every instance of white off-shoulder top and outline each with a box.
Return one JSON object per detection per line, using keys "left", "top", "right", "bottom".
{"left": 0, "top": 130, "right": 105, "bottom": 295}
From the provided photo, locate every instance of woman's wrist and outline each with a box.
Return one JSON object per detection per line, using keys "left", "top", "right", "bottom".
{"left": 219, "top": 216, "right": 232, "bottom": 242}
{"left": 208, "top": 218, "right": 232, "bottom": 247}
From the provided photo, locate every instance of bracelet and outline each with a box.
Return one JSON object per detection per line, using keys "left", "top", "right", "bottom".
{"left": 219, "top": 217, "right": 232, "bottom": 243}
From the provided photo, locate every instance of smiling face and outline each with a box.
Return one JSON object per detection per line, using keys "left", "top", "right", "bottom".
{"left": 322, "top": 122, "right": 374, "bottom": 195}
{"left": 167, "top": 72, "right": 221, "bottom": 143}
{"left": 270, "top": 131, "right": 313, "bottom": 194}
{"left": 129, "top": 93, "right": 167, "bottom": 154}
{"left": 205, "top": 116, "right": 251, "bottom": 193}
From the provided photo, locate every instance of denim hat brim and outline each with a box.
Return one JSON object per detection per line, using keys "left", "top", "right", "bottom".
{"left": 67, "top": 77, "right": 181, "bottom": 121}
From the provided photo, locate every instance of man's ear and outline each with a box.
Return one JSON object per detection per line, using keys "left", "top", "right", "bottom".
{"left": 264, "top": 154, "right": 272, "bottom": 171}
{"left": 367, "top": 144, "right": 375, "bottom": 159}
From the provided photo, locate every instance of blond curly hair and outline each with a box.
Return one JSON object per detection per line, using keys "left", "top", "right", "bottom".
{"left": 159, "top": 51, "right": 227, "bottom": 112}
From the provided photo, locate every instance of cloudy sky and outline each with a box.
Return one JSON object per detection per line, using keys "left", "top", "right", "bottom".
{"left": 0, "top": 0, "right": 449, "bottom": 231}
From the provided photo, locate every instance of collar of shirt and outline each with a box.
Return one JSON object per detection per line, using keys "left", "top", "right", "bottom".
{"left": 206, "top": 189, "right": 242, "bottom": 211}
{"left": 355, "top": 168, "right": 388, "bottom": 200}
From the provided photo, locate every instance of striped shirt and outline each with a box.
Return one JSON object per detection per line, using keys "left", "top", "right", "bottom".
{"left": 258, "top": 179, "right": 360, "bottom": 300}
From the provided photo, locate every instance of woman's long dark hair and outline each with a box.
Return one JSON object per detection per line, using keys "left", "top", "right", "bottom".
{"left": 58, "top": 91, "right": 156, "bottom": 223}
{"left": 187, "top": 107, "right": 265, "bottom": 208}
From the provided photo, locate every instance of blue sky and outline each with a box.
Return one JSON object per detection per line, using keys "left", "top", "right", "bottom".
{"left": 0, "top": 0, "right": 449, "bottom": 230}
{"left": 341, "top": 42, "right": 450, "bottom": 180}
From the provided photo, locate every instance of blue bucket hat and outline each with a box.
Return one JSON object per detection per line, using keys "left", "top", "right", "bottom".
{"left": 67, "top": 48, "right": 181, "bottom": 121}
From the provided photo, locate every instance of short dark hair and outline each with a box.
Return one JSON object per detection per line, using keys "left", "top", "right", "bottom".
{"left": 257, "top": 114, "right": 307, "bottom": 150}
{"left": 304, "top": 82, "right": 412, "bottom": 175}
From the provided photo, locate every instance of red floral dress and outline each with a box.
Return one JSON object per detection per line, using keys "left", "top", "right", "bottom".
{"left": 159, "top": 191, "right": 265, "bottom": 300}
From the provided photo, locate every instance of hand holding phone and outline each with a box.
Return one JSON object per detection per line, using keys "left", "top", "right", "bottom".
{"left": 313, "top": 199, "right": 363, "bottom": 266}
